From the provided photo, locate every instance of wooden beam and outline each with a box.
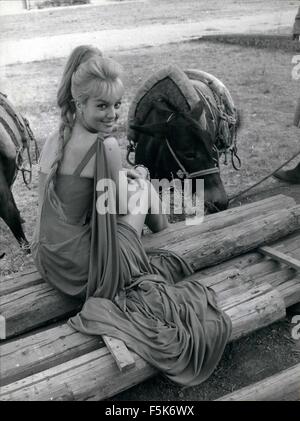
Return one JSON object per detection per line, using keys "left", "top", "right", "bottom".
{"left": 0, "top": 246, "right": 298, "bottom": 346}
{"left": 0, "top": 314, "right": 5, "bottom": 340}
{"left": 175, "top": 205, "right": 300, "bottom": 271}
{"left": 102, "top": 335, "right": 135, "bottom": 372}
{"left": 0, "top": 286, "right": 135, "bottom": 372}
{"left": 0, "top": 282, "right": 286, "bottom": 398}
{"left": 0, "top": 283, "right": 82, "bottom": 339}
{"left": 0, "top": 197, "right": 298, "bottom": 399}
{"left": 0, "top": 268, "right": 42, "bottom": 297}
{"left": 225, "top": 285, "right": 286, "bottom": 342}
{"left": 0, "top": 347, "right": 156, "bottom": 401}
{"left": 143, "top": 194, "right": 296, "bottom": 249}
{"left": 0, "top": 324, "right": 102, "bottom": 387}
{"left": 259, "top": 246, "right": 300, "bottom": 271}
{"left": 216, "top": 364, "right": 300, "bottom": 401}
{"left": 1, "top": 212, "right": 300, "bottom": 341}
{"left": 0, "top": 194, "right": 296, "bottom": 296}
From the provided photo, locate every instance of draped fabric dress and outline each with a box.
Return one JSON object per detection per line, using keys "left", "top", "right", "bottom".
{"left": 32, "top": 136, "right": 232, "bottom": 387}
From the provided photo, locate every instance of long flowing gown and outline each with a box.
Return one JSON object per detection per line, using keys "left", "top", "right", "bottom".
{"left": 32, "top": 136, "right": 232, "bottom": 387}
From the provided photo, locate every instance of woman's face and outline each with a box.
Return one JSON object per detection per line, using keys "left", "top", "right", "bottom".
{"left": 79, "top": 90, "right": 122, "bottom": 134}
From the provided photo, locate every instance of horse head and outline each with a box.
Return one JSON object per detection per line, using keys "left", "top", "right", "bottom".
{"left": 131, "top": 96, "right": 229, "bottom": 213}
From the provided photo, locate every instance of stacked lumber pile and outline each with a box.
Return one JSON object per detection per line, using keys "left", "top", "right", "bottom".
{"left": 216, "top": 363, "right": 300, "bottom": 401}
{"left": 0, "top": 194, "right": 300, "bottom": 401}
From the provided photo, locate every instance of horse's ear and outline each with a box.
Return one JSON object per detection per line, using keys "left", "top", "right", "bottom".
{"left": 130, "top": 122, "right": 168, "bottom": 136}
{"left": 190, "top": 101, "right": 205, "bottom": 121}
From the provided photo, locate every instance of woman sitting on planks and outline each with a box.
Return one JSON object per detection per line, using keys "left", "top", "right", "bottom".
{"left": 32, "top": 44, "right": 231, "bottom": 386}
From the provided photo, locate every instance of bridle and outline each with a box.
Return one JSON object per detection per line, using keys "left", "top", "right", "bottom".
{"left": 126, "top": 105, "right": 239, "bottom": 179}
{"left": 0, "top": 92, "right": 39, "bottom": 188}
{"left": 164, "top": 112, "right": 220, "bottom": 180}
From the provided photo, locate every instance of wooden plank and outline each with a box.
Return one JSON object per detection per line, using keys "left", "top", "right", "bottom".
{"left": 173, "top": 205, "right": 300, "bottom": 271}
{"left": 0, "top": 283, "right": 81, "bottom": 339}
{"left": 0, "top": 199, "right": 297, "bottom": 397}
{"left": 216, "top": 364, "right": 300, "bottom": 401}
{"left": 225, "top": 285, "right": 286, "bottom": 341}
{"left": 201, "top": 260, "right": 281, "bottom": 293}
{"left": 259, "top": 246, "right": 300, "bottom": 271}
{"left": 1, "top": 195, "right": 295, "bottom": 295}
{"left": 0, "top": 282, "right": 285, "bottom": 401}
{"left": 202, "top": 262, "right": 300, "bottom": 309}
{"left": 201, "top": 231, "right": 300, "bottom": 279}
{"left": 0, "top": 324, "right": 102, "bottom": 386}
{"left": 102, "top": 335, "right": 135, "bottom": 372}
{"left": 0, "top": 347, "right": 156, "bottom": 401}
{"left": 0, "top": 252, "right": 284, "bottom": 341}
{"left": 0, "top": 269, "right": 42, "bottom": 297}
{"left": 276, "top": 277, "right": 300, "bottom": 308}
{"left": 219, "top": 283, "right": 276, "bottom": 310}
{"left": 1, "top": 236, "right": 298, "bottom": 343}
{"left": 0, "top": 314, "right": 5, "bottom": 340}
{"left": 3, "top": 214, "right": 299, "bottom": 341}
{"left": 0, "top": 244, "right": 296, "bottom": 390}
{"left": 0, "top": 287, "right": 135, "bottom": 373}
{"left": 143, "top": 194, "right": 297, "bottom": 249}
{"left": 0, "top": 269, "right": 263, "bottom": 384}
{"left": 0, "top": 282, "right": 285, "bottom": 394}
{"left": 270, "top": 230, "right": 300, "bottom": 254}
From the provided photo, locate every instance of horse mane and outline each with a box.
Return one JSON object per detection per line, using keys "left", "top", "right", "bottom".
{"left": 127, "top": 64, "right": 199, "bottom": 143}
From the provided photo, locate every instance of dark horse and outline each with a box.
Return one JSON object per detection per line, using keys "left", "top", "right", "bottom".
{"left": 0, "top": 92, "right": 39, "bottom": 254}
{"left": 127, "top": 67, "right": 241, "bottom": 213}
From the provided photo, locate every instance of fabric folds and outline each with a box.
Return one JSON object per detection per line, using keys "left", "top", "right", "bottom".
{"left": 33, "top": 136, "right": 232, "bottom": 387}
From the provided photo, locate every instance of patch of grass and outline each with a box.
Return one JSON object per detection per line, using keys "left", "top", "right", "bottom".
{"left": 198, "top": 33, "right": 300, "bottom": 52}
{"left": 0, "top": 0, "right": 295, "bottom": 42}
{"left": 36, "top": 0, "right": 90, "bottom": 9}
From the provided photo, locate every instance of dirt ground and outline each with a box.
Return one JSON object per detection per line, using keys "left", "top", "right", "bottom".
{"left": 1, "top": 0, "right": 297, "bottom": 42}
{"left": 0, "top": 0, "right": 300, "bottom": 401}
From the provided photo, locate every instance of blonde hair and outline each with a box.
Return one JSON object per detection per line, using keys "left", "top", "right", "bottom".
{"left": 57, "top": 45, "right": 102, "bottom": 142}
{"left": 50, "top": 45, "right": 103, "bottom": 180}
{"left": 51, "top": 47, "right": 122, "bottom": 181}
{"left": 71, "top": 56, "right": 124, "bottom": 105}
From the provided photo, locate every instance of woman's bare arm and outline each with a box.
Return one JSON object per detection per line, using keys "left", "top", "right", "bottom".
{"left": 144, "top": 182, "right": 169, "bottom": 233}
{"left": 103, "top": 137, "right": 127, "bottom": 213}
{"left": 103, "top": 137, "right": 168, "bottom": 232}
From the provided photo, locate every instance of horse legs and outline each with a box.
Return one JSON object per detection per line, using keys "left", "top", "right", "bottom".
{"left": 0, "top": 170, "right": 30, "bottom": 252}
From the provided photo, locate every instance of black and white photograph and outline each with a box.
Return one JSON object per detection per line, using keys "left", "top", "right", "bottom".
{"left": 0, "top": 0, "right": 300, "bottom": 404}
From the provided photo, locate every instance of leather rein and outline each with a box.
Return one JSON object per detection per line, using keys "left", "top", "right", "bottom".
{"left": 0, "top": 93, "right": 40, "bottom": 188}
{"left": 127, "top": 111, "right": 221, "bottom": 179}
{"left": 164, "top": 112, "right": 220, "bottom": 179}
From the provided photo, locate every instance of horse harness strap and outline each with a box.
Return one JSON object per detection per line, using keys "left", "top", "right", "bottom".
{"left": 164, "top": 137, "right": 219, "bottom": 179}
{"left": 0, "top": 92, "right": 39, "bottom": 187}
{"left": 165, "top": 112, "right": 220, "bottom": 180}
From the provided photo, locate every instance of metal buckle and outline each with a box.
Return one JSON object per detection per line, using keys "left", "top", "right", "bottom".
{"left": 126, "top": 139, "right": 136, "bottom": 166}
{"left": 176, "top": 169, "right": 187, "bottom": 179}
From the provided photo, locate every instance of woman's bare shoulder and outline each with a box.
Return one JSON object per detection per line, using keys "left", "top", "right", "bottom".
{"left": 103, "top": 136, "right": 123, "bottom": 176}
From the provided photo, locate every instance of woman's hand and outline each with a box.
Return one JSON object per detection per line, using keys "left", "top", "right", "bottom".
{"left": 133, "top": 165, "right": 150, "bottom": 180}
{"left": 125, "top": 166, "right": 149, "bottom": 189}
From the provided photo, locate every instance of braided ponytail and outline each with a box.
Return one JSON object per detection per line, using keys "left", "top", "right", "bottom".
{"left": 52, "top": 45, "right": 103, "bottom": 177}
